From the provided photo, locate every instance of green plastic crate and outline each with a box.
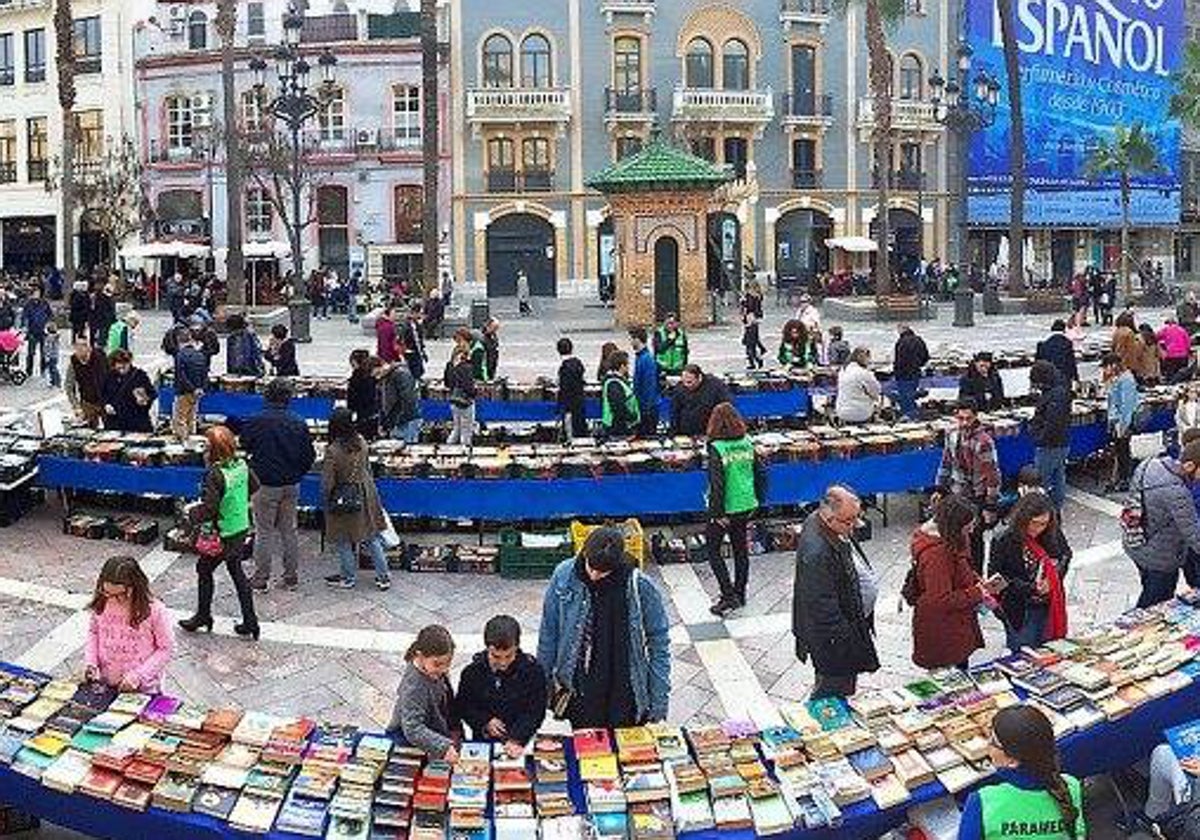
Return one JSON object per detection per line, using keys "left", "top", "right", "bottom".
{"left": 498, "top": 528, "right": 573, "bottom": 579}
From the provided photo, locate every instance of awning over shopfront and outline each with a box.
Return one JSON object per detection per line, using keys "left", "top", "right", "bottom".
{"left": 119, "top": 240, "right": 211, "bottom": 260}
{"left": 825, "top": 236, "right": 878, "bottom": 253}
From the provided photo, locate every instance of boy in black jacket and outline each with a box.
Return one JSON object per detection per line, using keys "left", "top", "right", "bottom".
{"left": 454, "top": 615, "right": 546, "bottom": 757}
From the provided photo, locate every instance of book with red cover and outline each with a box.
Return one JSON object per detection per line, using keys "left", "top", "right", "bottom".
{"left": 125, "top": 757, "right": 166, "bottom": 786}
{"left": 80, "top": 765, "right": 124, "bottom": 799}
{"left": 112, "top": 780, "right": 153, "bottom": 811}
{"left": 572, "top": 729, "right": 613, "bottom": 758}
{"left": 412, "top": 790, "right": 447, "bottom": 812}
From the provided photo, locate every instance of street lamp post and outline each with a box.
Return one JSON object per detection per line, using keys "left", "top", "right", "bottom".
{"left": 249, "top": 10, "right": 337, "bottom": 343}
{"left": 929, "top": 42, "right": 1000, "bottom": 275}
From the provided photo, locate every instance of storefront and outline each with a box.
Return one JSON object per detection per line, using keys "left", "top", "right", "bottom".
{"left": 2, "top": 216, "right": 56, "bottom": 274}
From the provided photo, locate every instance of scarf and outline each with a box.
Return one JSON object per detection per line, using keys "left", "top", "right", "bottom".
{"left": 1025, "top": 536, "right": 1068, "bottom": 640}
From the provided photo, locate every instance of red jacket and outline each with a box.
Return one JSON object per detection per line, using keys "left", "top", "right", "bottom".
{"left": 910, "top": 525, "right": 984, "bottom": 670}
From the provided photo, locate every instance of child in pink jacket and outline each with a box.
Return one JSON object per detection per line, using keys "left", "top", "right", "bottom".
{"left": 84, "top": 556, "right": 175, "bottom": 693}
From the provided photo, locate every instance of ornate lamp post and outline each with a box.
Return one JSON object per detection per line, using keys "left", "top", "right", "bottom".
{"left": 249, "top": 9, "right": 337, "bottom": 342}
{"left": 930, "top": 41, "right": 1000, "bottom": 273}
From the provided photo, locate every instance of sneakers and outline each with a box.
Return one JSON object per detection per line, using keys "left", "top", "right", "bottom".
{"left": 709, "top": 595, "right": 739, "bottom": 617}
{"left": 324, "top": 574, "right": 355, "bottom": 590}
{"left": 375, "top": 577, "right": 391, "bottom": 591}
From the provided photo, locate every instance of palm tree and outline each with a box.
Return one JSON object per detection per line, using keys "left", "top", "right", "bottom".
{"left": 996, "top": 0, "right": 1024, "bottom": 294}
{"left": 54, "top": 0, "right": 77, "bottom": 275}
{"left": 1169, "top": 41, "right": 1200, "bottom": 130}
{"left": 1084, "top": 122, "right": 1162, "bottom": 297}
{"left": 216, "top": 0, "right": 245, "bottom": 307}
{"left": 837, "top": 0, "right": 907, "bottom": 297}
{"left": 420, "top": 0, "right": 439, "bottom": 293}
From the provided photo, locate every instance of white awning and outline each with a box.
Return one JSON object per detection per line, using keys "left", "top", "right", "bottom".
{"left": 119, "top": 240, "right": 210, "bottom": 259}
{"left": 215, "top": 241, "right": 292, "bottom": 259}
{"left": 826, "top": 236, "right": 878, "bottom": 253}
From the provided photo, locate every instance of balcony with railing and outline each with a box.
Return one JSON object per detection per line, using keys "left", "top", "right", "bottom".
{"left": 485, "top": 168, "right": 556, "bottom": 193}
{"left": 604, "top": 87, "right": 656, "bottom": 124}
{"left": 466, "top": 88, "right": 572, "bottom": 125}
{"left": 0, "top": 68, "right": 12, "bottom": 86}
{"left": 672, "top": 86, "right": 774, "bottom": 126}
{"left": 780, "top": 0, "right": 831, "bottom": 25}
{"left": 300, "top": 13, "right": 357, "bottom": 43}
{"left": 780, "top": 92, "right": 833, "bottom": 128}
{"left": 600, "top": 0, "right": 656, "bottom": 20}
{"left": 486, "top": 169, "right": 517, "bottom": 193}
{"left": 871, "top": 168, "right": 926, "bottom": 191}
{"left": 27, "top": 160, "right": 47, "bottom": 182}
{"left": 76, "top": 54, "right": 101, "bottom": 75}
{"left": 0, "top": 162, "right": 15, "bottom": 184}
{"left": 148, "top": 142, "right": 207, "bottom": 165}
{"left": 856, "top": 97, "right": 942, "bottom": 133}
{"left": 791, "top": 168, "right": 823, "bottom": 189}
{"left": 0, "top": 0, "right": 50, "bottom": 12}
{"left": 521, "top": 168, "right": 554, "bottom": 192}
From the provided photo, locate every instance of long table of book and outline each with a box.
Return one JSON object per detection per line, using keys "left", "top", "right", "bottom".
{"left": 4, "top": 598, "right": 1200, "bottom": 839}
{"left": 32, "top": 408, "right": 1170, "bottom": 523}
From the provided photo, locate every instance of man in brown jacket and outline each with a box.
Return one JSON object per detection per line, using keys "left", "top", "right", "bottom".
{"left": 64, "top": 336, "right": 108, "bottom": 428}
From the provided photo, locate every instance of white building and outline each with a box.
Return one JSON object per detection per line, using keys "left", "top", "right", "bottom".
{"left": 0, "top": 0, "right": 151, "bottom": 273}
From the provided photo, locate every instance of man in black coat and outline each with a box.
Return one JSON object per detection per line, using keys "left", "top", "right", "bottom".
{"left": 241, "top": 378, "right": 316, "bottom": 591}
{"left": 669, "top": 364, "right": 732, "bottom": 436}
{"left": 87, "top": 286, "right": 116, "bottom": 349}
{"left": 454, "top": 615, "right": 546, "bottom": 757}
{"left": 957, "top": 351, "right": 1005, "bottom": 411}
{"left": 892, "top": 325, "right": 930, "bottom": 419}
{"left": 1028, "top": 361, "right": 1071, "bottom": 510}
{"left": 1034, "top": 320, "right": 1078, "bottom": 383}
{"left": 792, "top": 485, "right": 878, "bottom": 699}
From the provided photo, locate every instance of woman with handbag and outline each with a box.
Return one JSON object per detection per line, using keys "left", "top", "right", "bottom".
{"left": 323, "top": 407, "right": 392, "bottom": 591}
{"left": 180, "top": 425, "right": 260, "bottom": 640}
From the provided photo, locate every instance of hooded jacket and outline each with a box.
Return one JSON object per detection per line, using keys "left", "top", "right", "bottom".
{"left": 909, "top": 523, "right": 984, "bottom": 669}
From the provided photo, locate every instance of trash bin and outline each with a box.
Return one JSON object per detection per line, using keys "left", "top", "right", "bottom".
{"left": 954, "top": 288, "right": 975, "bottom": 327}
{"left": 982, "top": 286, "right": 1002, "bottom": 316}
{"left": 470, "top": 299, "right": 490, "bottom": 330}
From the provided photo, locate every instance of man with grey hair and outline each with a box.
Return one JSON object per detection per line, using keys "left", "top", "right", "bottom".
{"left": 792, "top": 485, "right": 878, "bottom": 699}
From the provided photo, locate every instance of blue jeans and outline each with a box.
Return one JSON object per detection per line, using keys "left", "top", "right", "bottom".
{"left": 336, "top": 534, "right": 390, "bottom": 584}
{"left": 895, "top": 378, "right": 920, "bottom": 419}
{"left": 1034, "top": 446, "right": 1069, "bottom": 510}
{"left": 391, "top": 418, "right": 422, "bottom": 444}
{"left": 1005, "top": 604, "right": 1048, "bottom": 652}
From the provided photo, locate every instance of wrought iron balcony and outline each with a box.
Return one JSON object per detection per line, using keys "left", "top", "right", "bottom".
{"left": 485, "top": 168, "right": 556, "bottom": 193}
{"left": 25, "top": 65, "right": 44, "bottom": 84}
{"left": 466, "top": 88, "right": 572, "bottom": 124}
{"left": 856, "top": 97, "right": 942, "bottom": 133}
{"left": 871, "top": 168, "right": 926, "bottom": 191}
{"left": 604, "top": 87, "right": 656, "bottom": 123}
{"left": 780, "top": 0, "right": 831, "bottom": 24}
{"left": 76, "top": 55, "right": 101, "bottom": 75}
{"left": 780, "top": 92, "right": 833, "bottom": 128}
{"left": 486, "top": 168, "right": 516, "bottom": 193}
{"left": 791, "top": 168, "right": 823, "bottom": 189}
{"left": 26, "top": 160, "right": 46, "bottom": 181}
{"left": 0, "top": 68, "right": 13, "bottom": 86}
{"left": 672, "top": 86, "right": 774, "bottom": 126}
{"left": 521, "top": 168, "right": 554, "bottom": 192}
{"left": 149, "top": 142, "right": 207, "bottom": 164}
{"left": 300, "top": 13, "right": 357, "bottom": 44}
{"left": 600, "top": 0, "right": 655, "bottom": 20}
{"left": 0, "top": 162, "right": 15, "bottom": 184}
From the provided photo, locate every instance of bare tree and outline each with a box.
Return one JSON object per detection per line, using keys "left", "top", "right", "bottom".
{"left": 420, "top": 0, "right": 439, "bottom": 292}
{"left": 216, "top": 0, "right": 245, "bottom": 306}
{"left": 54, "top": 0, "right": 77, "bottom": 273}
{"left": 71, "top": 136, "right": 152, "bottom": 265}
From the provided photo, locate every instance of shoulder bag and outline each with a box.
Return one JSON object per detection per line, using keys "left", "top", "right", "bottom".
{"left": 328, "top": 448, "right": 365, "bottom": 514}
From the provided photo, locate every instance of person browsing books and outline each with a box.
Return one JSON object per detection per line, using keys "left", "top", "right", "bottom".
{"left": 988, "top": 493, "right": 1070, "bottom": 651}
{"left": 84, "top": 556, "right": 175, "bottom": 694}
{"left": 454, "top": 615, "right": 546, "bottom": 758}
{"left": 387, "top": 625, "right": 462, "bottom": 763}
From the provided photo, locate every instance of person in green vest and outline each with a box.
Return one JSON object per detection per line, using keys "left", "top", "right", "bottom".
{"left": 600, "top": 350, "right": 640, "bottom": 439}
{"left": 104, "top": 312, "right": 139, "bottom": 357}
{"left": 705, "top": 402, "right": 767, "bottom": 617}
{"left": 469, "top": 329, "right": 490, "bottom": 382}
{"left": 959, "top": 705, "right": 1085, "bottom": 840}
{"left": 180, "top": 424, "right": 260, "bottom": 640}
{"left": 652, "top": 313, "right": 689, "bottom": 376}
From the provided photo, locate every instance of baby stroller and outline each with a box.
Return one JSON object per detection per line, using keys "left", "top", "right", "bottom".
{"left": 0, "top": 330, "right": 27, "bottom": 385}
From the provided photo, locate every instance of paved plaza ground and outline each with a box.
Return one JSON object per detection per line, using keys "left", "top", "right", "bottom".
{"left": 0, "top": 294, "right": 1182, "bottom": 838}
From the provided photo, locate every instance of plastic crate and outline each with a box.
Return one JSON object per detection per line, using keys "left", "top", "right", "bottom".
{"left": 570, "top": 518, "right": 645, "bottom": 567}
{"left": 498, "top": 528, "right": 573, "bottom": 579}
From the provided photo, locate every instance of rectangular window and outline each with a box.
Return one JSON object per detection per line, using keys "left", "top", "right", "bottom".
{"left": 394, "top": 185, "right": 422, "bottom": 243}
{"left": 246, "top": 2, "right": 265, "bottom": 38}
{"left": 522, "top": 137, "right": 551, "bottom": 191}
{"left": 392, "top": 85, "right": 420, "bottom": 147}
{"left": 792, "top": 137, "right": 817, "bottom": 187}
{"left": 318, "top": 89, "right": 345, "bottom": 141}
{"left": 0, "top": 120, "right": 14, "bottom": 184}
{"left": 486, "top": 137, "right": 515, "bottom": 192}
{"left": 246, "top": 187, "right": 272, "bottom": 235}
{"left": 167, "top": 96, "right": 194, "bottom": 151}
{"left": 24, "top": 29, "right": 44, "bottom": 83}
{"left": 74, "top": 109, "right": 103, "bottom": 161}
{"left": 26, "top": 117, "right": 46, "bottom": 181}
{"left": 0, "top": 34, "right": 12, "bottom": 86}
{"left": 241, "top": 89, "right": 265, "bottom": 133}
{"left": 73, "top": 16, "right": 101, "bottom": 74}
{"left": 723, "top": 136, "right": 748, "bottom": 180}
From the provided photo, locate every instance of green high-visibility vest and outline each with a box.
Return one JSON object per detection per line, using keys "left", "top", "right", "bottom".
{"left": 712, "top": 436, "right": 759, "bottom": 515}
{"left": 216, "top": 459, "right": 251, "bottom": 538}
{"left": 655, "top": 327, "right": 687, "bottom": 373}
{"left": 601, "top": 375, "right": 640, "bottom": 429}
{"left": 470, "top": 340, "right": 490, "bottom": 381}
{"left": 105, "top": 322, "right": 128, "bottom": 355}
{"left": 979, "top": 776, "right": 1084, "bottom": 840}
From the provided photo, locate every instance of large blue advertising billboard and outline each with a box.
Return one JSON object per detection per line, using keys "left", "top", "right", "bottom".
{"left": 966, "top": 0, "right": 1183, "bottom": 227}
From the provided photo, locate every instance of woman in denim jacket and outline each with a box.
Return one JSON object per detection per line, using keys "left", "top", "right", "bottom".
{"left": 536, "top": 527, "right": 671, "bottom": 728}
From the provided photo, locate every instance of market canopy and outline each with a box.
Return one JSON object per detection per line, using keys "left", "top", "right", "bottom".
{"left": 119, "top": 240, "right": 211, "bottom": 259}
{"left": 826, "top": 236, "right": 878, "bottom": 253}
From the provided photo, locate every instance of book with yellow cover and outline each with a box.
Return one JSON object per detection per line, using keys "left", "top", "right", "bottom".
{"left": 579, "top": 754, "right": 619, "bottom": 782}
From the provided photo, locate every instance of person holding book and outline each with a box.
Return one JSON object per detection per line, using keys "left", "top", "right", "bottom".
{"left": 988, "top": 492, "right": 1070, "bottom": 651}
{"left": 957, "top": 705, "right": 1085, "bottom": 840}
{"left": 454, "top": 615, "right": 546, "bottom": 758}
{"left": 84, "top": 556, "right": 175, "bottom": 694}
{"left": 386, "top": 625, "right": 462, "bottom": 763}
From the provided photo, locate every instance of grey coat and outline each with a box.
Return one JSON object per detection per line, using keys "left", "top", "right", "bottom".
{"left": 1126, "top": 456, "right": 1200, "bottom": 573}
{"left": 321, "top": 437, "right": 387, "bottom": 544}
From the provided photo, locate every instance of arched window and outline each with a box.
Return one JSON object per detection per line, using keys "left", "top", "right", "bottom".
{"left": 899, "top": 54, "right": 921, "bottom": 99}
{"left": 521, "top": 34, "right": 551, "bottom": 88}
{"left": 684, "top": 38, "right": 713, "bottom": 89}
{"left": 187, "top": 11, "right": 207, "bottom": 51}
{"left": 482, "top": 34, "right": 513, "bottom": 88}
{"left": 722, "top": 39, "right": 749, "bottom": 90}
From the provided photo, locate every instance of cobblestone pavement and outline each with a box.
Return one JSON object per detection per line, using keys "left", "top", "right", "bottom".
{"left": 0, "top": 296, "right": 1174, "bottom": 838}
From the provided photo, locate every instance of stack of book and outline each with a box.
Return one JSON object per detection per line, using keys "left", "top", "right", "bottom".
{"left": 447, "top": 742, "right": 489, "bottom": 837}
{"left": 493, "top": 743, "right": 536, "bottom": 838}
{"left": 410, "top": 759, "right": 451, "bottom": 839}
{"left": 532, "top": 734, "right": 574, "bottom": 819}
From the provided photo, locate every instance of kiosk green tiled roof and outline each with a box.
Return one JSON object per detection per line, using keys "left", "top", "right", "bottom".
{"left": 586, "top": 139, "right": 733, "bottom": 193}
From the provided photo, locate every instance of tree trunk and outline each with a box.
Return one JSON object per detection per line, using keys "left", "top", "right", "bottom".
{"left": 55, "top": 0, "right": 77, "bottom": 275}
{"left": 997, "top": 0, "right": 1024, "bottom": 294}
{"left": 865, "top": 0, "right": 893, "bottom": 297}
{"left": 1121, "top": 175, "right": 1131, "bottom": 299}
{"left": 216, "top": 0, "right": 245, "bottom": 307}
{"left": 420, "top": 0, "right": 439, "bottom": 295}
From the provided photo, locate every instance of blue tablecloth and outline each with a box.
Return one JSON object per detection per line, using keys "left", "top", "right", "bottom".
{"left": 36, "top": 411, "right": 1172, "bottom": 522}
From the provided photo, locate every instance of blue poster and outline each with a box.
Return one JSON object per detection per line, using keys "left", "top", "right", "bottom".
{"left": 966, "top": 0, "right": 1183, "bottom": 227}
